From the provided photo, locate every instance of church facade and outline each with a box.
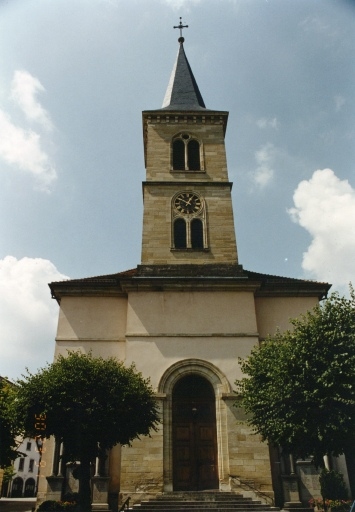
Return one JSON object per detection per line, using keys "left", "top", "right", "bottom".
{"left": 38, "top": 35, "right": 349, "bottom": 510}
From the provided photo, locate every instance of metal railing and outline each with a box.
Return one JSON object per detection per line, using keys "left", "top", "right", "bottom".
{"left": 229, "top": 474, "right": 275, "bottom": 507}
{"left": 118, "top": 496, "right": 131, "bottom": 512}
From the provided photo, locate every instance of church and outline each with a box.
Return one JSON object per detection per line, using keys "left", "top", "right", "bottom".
{"left": 37, "top": 28, "right": 350, "bottom": 510}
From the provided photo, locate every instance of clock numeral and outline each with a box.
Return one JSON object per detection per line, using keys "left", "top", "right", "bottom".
{"left": 175, "top": 193, "right": 201, "bottom": 214}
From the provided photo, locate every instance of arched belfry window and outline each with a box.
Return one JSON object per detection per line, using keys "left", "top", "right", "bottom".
{"left": 172, "top": 134, "right": 203, "bottom": 171}
{"left": 188, "top": 139, "right": 200, "bottom": 170}
{"left": 173, "top": 139, "right": 185, "bottom": 170}
{"left": 172, "top": 192, "right": 208, "bottom": 251}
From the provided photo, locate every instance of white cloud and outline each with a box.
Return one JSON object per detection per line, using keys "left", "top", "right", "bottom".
{"left": 334, "top": 94, "right": 346, "bottom": 113}
{"left": 0, "top": 70, "right": 57, "bottom": 192}
{"left": 256, "top": 117, "right": 279, "bottom": 130}
{"left": 300, "top": 16, "right": 330, "bottom": 34}
{"left": 299, "top": 15, "right": 340, "bottom": 46}
{"left": 250, "top": 143, "right": 275, "bottom": 188}
{"left": 159, "top": 0, "right": 201, "bottom": 9}
{"left": 0, "top": 256, "right": 69, "bottom": 381}
{"left": 0, "top": 109, "right": 57, "bottom": 191}
{"left": 11, "top": 70, "right": 53, "bottom": 131}
{"left": 288, "top": 169, "right": 355, "bottom": 291}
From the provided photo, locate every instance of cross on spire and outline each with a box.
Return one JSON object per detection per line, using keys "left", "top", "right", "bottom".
{"left": 174, "top": 17, "right": 188, "bottom": 42}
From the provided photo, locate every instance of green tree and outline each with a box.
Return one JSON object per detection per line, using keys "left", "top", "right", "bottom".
{"left": 235, "top": 288, "right": 355, "bottom": 466}
{"left": 12, "top": 352, "right": 159, "bottom": 512}
{"left": 0, "top": 378, "right": 19, "bottom": 468}
{"left": 319, "top": 468, "right": 348, "bottom": 501}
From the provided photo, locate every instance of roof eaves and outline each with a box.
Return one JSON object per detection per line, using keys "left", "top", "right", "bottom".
{"left": 243, "top": 269, "right": 331, "bottom": 299}
{"left": 49, "top": 268, "right": 137, "bottom": 303}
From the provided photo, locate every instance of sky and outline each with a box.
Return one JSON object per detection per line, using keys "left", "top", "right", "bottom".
{"left": 0, "top": 0, "right": 354, "bottom": 381}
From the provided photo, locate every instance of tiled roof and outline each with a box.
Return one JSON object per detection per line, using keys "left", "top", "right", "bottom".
{"left": 243, "top": 269, "right": 329, "bottom": 286}
{"left": 49, "top": 265, "right": 330, "bottom": 302}
{"left": 49, "top": 268, "right": 137, "bottom": 286}
{"left": 48, "top": 268, "right": 138, "bottom": 301}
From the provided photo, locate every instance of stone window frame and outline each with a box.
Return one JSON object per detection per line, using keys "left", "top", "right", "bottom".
{"left": 171, "top": 191, "right": 208, "bottom": 251}
{"left": 171, "top": 132, "right": 205, "bottom": 172}
{"left": 28, "top": 459, "right": 35, "bottom": 473}
{"left": 157, "top": 359, "right": 232, "bottom": 492}
{"left": 18, "top": 458, "right": 25, "bottom": 471}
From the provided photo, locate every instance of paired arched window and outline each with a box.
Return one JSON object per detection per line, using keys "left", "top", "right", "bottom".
{"left": 24, "top": 478, "right": 36, "bottom": 497}
{"left": 174, "top": 219, "right": 187, "bottom": 249}
{"left": 172, "top": 134, "right": 202, "bottom": 171}
{"left": 172, "top": 193, "right": 207, "bottom": 250}
{"left": 172, "top": 139, "right": 185, "bottom": 170}
{"left": 191, "top": 218, "right": 204, "bottom": 249}
{"left": 11, "top": 477, "right": 24, "bottom": 498}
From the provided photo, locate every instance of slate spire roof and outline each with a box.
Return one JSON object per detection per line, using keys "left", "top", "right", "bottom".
{"left": 161, "top": 37, "right": 206, "bottom": 110}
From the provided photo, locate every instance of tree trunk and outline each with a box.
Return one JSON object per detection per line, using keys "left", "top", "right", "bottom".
{"left": 78, "top": 456, "right": 92, "bottom": 512}
{"left": 344, "top": 443, "right": 355, "bottom": 500}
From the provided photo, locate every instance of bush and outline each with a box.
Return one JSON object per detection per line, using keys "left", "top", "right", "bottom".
{"left": 62, "top": 492, "right": 79, "bottom": 503}
{"left": 309, "top": 498, "right": 351, "bottom": 512}
{"left": 328, "top": 500, "right": 352, "bottom": 512}
{"left": 320, "top": 469, "right": 348, "bottom": 501}
{"left": 37, "top": 500, "right": 78, "bottom": 511}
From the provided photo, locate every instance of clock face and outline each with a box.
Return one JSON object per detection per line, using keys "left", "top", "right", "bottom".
{"left": 174, "top": 193, "right": 201, "bottom": 214}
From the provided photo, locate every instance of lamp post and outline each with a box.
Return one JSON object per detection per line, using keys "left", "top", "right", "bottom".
{"left": 35, "top": 436, "right": 43, "bottom": 497}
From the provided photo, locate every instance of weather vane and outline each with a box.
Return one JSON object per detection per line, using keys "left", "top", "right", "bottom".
{"left": 174, "top": 17, "right": 188, "bottom": 41}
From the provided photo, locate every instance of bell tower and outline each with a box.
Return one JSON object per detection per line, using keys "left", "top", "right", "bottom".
{"left": 141, "top": 31, "right": 238, "bottom": 266}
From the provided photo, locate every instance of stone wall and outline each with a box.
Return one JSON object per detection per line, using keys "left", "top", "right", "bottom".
{"left": 225, "top": 398, "right": 273, "bottom": 494}
{"left": 120, "top": 402, "right": 164, "bottom": 505}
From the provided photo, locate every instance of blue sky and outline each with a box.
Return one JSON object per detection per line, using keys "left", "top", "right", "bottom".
{"left": 0, "top": 0, "right": 354, "bottom": 380}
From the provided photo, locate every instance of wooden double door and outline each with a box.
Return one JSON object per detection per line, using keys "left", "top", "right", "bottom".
{"left": 172, "top": 375, "right": 218, "bottom": 491}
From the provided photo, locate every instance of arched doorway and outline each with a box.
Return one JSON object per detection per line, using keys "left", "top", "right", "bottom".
{"left": 172, "top": 374, "right": 218, "bottom": 491}
{"left": 24, "top": 478, "right": 36, "bottom": 497}
{"left": 11, "top": 477, "right": 24, "bottom": 497}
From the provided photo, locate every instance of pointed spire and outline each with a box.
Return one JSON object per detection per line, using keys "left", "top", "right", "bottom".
{"left": 162, "top": 34, "right": 206, "bottom": 111}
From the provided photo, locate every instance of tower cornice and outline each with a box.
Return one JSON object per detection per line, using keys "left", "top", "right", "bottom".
{"left": 142, "top": 181, "right": 233, "bottom": 189}
{"left": 142, "top": 109, "right": 228, "bottom": 126}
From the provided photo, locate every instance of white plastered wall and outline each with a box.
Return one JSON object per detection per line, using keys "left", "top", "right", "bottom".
{"left": 54, "top": 296, "right": 127, "bottom": 361}
{"left": 255, "top": 296, "right": 320, "bottom": 338}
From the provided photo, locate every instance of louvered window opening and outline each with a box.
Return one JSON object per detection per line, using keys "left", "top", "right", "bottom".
{"left": 173, "top": 135, "right": 201, "bottom": 171}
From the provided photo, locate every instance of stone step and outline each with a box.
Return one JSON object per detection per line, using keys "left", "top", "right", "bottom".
{"left": 149, "top": 501, "right": 262, "bottom": 505}
{"left": 134, "top": 506, "right": 270, "bottom": 509}
{"left": 127, "top": 491, "right": 278, "bottom": 512}
{"left": 134, "top": 504, "right": 269, "bottom": 508}
{"left": 134, "top": 499, "right": 265, "bottom": 505}
{"left": 130, "top": 501, "right": 277, "bottom": 511}
{"left": 92, "top": 505, "right": 111, "bottom": 512}
{"left": 131, "top": 507, "right": 275, "bottom": 510}
{"left": 156, "top": 493, "right": 247, "bottom": 499}
{"left": 155, "top": 496, "right": 255, "bottom": 502}
{"left": 131, "top": 509, "right": 274, "bottom": 512}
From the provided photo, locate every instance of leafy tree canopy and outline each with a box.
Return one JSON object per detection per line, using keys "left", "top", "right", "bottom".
{"left": 10, "top": 352, "right": 159, "bottom": 511}
{"left": 0, "top": 378, "right": 19, "bottom": 468}
{"left": 12, "top": 352, "right": 159, "bottom": 460}
{"left": 235, "top": 287, "right": 355, "bottom": 466}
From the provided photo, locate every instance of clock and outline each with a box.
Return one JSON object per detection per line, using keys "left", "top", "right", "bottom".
{"left": 174, "top": 193, "right": 201, "bottom": 214}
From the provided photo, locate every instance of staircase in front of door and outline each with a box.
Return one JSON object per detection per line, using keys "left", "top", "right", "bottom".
{"left": 128, "top": 491, "right": 279, "bottom": 512}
